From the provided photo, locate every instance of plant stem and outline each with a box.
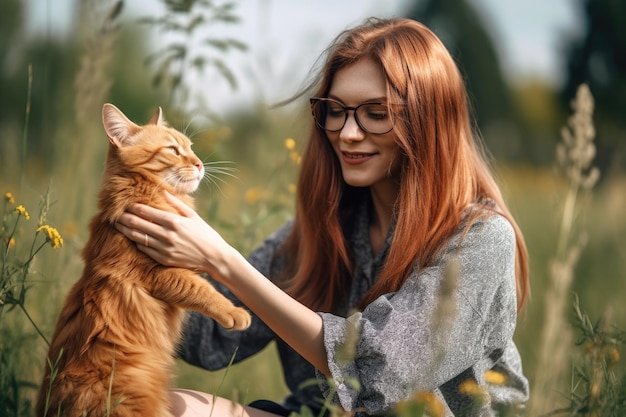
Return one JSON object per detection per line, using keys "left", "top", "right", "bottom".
{"left": 20, "top": 64, "right": 33, "bottom": 194}
{"left": 557, "top": 172, "right": 580, "bottom": 260}
{"left": 18, "top": 302, "right": 50, "bottom": 346}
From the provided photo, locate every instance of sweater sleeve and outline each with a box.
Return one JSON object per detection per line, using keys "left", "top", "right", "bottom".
{"left": 177, "top": 222, "right": 294, "bottom": 370}
{"left": 317, "top": 214, "right": 519, "bottom": 414}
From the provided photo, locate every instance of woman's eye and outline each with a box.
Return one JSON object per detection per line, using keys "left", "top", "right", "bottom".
{"left": 327, "top": 105, "right": 345, "bottom": 118}
{"left": 364, "top": 105, "right": 389, "bottom": 120}
{"left": 367, "top": 111, "right": 388, "bottom": 120}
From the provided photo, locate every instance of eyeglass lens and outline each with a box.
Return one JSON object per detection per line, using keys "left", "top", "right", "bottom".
{"left": 311, "top": 99, "right": 393, "bottom": 134}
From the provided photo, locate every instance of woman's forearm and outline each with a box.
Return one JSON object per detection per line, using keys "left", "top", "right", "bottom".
{"left": 209, "top": 247, "right": 331, "bottom": 376}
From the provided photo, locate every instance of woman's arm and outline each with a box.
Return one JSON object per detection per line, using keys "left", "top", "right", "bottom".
{"left": 115, "top": 192, "right": 331, "bottom": 375}
{"left": 217, "top": 248, "right": 330, "bottom": 375}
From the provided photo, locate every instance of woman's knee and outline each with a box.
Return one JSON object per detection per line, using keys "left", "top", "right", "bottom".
{"left": 168, "top": 389, "right": 280, "bottom": 417}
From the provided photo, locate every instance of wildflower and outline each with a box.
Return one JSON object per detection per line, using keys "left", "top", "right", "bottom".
{"left": 6, "top": 237, "right": 16, "bottom": 249}
{"left": 395, "top": 391, "right": 445, "bottom": 417}
{"left": 284, "top": 138, "right": 296, "bottom": 150}
{"left": 15, "top": 205, "right": 30, "bottom": 220}
{"left": 459, "top": 379, "right": 487, "bottom": 404}
{"left": 484, "top": 370, "right": 507, "bottom": 385}
{"left": 4, "top": 192, "right": 15, "bottom": 204}
{"left": 288, "top": 184, "right": 296, "bottom": 194}
{"left": 413, "top": 392, "right": 445, "bottom": 417}
{"left": 290, "top": 150, "right": 301, "bottom": 164}
{"left": 244, "top": 188, "right": 262, "bottom": 204}
{"left": 37, "top": 225, "right": 64, "bottom": 249}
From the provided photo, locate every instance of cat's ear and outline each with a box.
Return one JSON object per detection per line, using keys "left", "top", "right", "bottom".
{"left": 147, "top": 106, "right": 164, "bottom": 125}
{"left": 102, "top": 103, "right": 140, "bottom": 148}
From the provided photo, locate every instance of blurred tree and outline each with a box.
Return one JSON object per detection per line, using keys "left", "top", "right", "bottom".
{"left": 511, "top": 79, "right": 566, "bottom": 166}
{"left": 0, "top": 0, "right": 167, "bottom": 182}
{"left": 139, "top": 0, "right": 247, "bottom": 117}
{"left": 0, "top": 0, "right": 78, "bottom": 177}
{"left": 561, "top": 0, "right": 626, "bottom": 173}
{"left": 403, "top": 0, "right": 523, "bottom": 161}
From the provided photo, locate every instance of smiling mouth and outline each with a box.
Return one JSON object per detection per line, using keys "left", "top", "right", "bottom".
{"left": 342, "top": 152, "right": 374, "bottom": 159}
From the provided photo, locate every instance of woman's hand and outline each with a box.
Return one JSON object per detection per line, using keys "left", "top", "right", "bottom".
{"left": 117, "top": 192, "right": 330, "bottom": 375}
{"left": 115, "top": 192, "right": 230, "bottom": 275}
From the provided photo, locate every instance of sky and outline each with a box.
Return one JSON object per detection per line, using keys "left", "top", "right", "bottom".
{"left": 24, "top": 0, "right": 584, "bottom": 111}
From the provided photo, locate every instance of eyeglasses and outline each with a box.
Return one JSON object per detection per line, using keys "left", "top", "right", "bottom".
{"left": 310, "top": 97, "right": 395, "bottom": 135}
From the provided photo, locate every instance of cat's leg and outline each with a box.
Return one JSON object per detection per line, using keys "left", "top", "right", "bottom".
{"left": 149, "top": 268, "right": 251, "bottom": 330}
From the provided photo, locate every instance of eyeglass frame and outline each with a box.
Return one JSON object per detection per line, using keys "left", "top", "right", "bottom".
{"left": 309, "top": 97, "right": 397, "bottom": 135}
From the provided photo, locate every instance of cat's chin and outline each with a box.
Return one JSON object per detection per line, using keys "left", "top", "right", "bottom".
{"left": 173, "top": 180, "right": 200, "bottom": 195}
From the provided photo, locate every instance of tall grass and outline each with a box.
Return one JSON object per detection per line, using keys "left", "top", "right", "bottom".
{"left": 2, "top": 83, "right": 625, "bottom": 417}
{"left": 528, "top": 84, "right": 600, "bottom": 414}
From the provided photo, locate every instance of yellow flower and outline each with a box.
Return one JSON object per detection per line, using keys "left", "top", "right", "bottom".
{"left": 37, "top": 225, "right": 64, "bottom": 249}
{"left": 15, "top": 205, "right": 30, "bottom": 220}
{"left": 6, "top": 237, "right": 16, "bottom": 249}
{"left": 395, "top": 391, "right": 445, "bottom": 417}
{"left": 414, "top": 392, "right": 445, "bottom": 417}
{"left": 288, "top": 184, "right": 296, "bottom": 194}
{"left": 284, "top": 138, "right": 296, "bottom": 150}
{"left": 458, "top": 380, "right": 487, "bottom": 403}
{"left": 4, "top": 192, "right": 15, "bottom": 204}
{"left": 484, "top": 370, "right": 507, "bottom": 385}
{"left": 244, "top": 188, "right": 262, "bottom": 204}
{"left": 290, "top": 150, "right": 301, "bottom": 164}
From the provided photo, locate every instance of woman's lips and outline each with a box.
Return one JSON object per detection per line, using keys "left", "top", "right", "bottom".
{"left": 341, "top": 151, "right": 375, "bottom": 165}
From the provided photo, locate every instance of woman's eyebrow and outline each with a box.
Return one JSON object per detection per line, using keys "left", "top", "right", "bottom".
{"left": 326, "top": 94, "right": 388, "bottom": 104}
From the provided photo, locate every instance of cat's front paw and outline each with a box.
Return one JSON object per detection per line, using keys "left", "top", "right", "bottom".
{"left": 220, "top": 307, "right": 251, "bottom": 331}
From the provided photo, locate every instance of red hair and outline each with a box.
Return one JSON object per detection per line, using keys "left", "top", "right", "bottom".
{"left": 279, "top": 18, "right": 529, "bottom": 313}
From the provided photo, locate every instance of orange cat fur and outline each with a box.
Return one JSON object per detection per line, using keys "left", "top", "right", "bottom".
{"left": 36, "top": 104, "right": 251, "bottom": 417}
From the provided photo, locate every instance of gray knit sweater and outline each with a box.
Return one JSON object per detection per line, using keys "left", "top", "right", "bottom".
{"left": 178, "top": 201, "right": 529, "bottom": 416}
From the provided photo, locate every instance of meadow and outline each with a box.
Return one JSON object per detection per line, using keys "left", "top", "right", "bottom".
{"left": 2, "top": 81, "right": 625, "bottom": 416}
{"left": 1, "top": 3, "right": 625, "bottom": 416}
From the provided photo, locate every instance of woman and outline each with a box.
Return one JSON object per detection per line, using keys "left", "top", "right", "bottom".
{"left": 116, "top": 17, "right": 530, "bottom": 416}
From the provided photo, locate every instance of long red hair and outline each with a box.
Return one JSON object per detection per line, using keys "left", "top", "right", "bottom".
{"left": 279, "top": 18, "right": 529, "bottom": 313}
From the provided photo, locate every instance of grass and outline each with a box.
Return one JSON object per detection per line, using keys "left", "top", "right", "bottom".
{"left": 2, "top": 42, "right": 626, "bottom": 413}
{"left": 2, "top": 105, "right": 626, "bottom": 417}
{"left": 2, "top": 54, "right": 626, "bottom": 416}
{"left": 1, "top": 2, "right": 625, "bottom": 414}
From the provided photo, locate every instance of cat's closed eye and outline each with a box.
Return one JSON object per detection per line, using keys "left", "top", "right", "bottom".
{"left": 167, "top": 146, "right": 181, "bottom": 156}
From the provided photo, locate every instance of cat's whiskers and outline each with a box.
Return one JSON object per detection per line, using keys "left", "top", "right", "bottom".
{"left": 200, "top": 160, "right": 238, "bottom": 195}
{"left": 181, "top": 115, "right": 200, "bottom": 137}
{"left": 187, "top": 126, "right": 213, "bottom": 140}
{"left": 181, "top": 114, "right": 215, "bottom": 140}
{"left": 203, "top": 161, "right": 237, "bottom": 177}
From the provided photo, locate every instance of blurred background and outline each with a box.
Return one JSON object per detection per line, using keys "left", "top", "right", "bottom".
{"left": 1, "top": 0, "right": 625, "bottom": 415}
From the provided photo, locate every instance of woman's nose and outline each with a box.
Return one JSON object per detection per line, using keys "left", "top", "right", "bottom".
{"left": 339, "top": 113, "right": 365, "bottom": 142}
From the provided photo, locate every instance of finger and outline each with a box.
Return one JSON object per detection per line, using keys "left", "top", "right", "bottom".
{"left": 135, "top": 242, "right": 171, "bottom": 266}
{"left": 115, "top": 213, "right": 162, "bottom": 244}
{"left": 126, "top": 203, "right": 165, "bottom": 221}
{"left": 114, "top": 218, "right": 131, "bottom": 236}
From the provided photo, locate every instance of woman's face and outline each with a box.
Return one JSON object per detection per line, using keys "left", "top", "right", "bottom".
{"left": 324, "top": 57, "right": 401, "bottom": 192}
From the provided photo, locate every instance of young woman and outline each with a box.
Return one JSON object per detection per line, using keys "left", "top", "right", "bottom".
{"left": 116, "top": 17, "right": 530, "bottom": 416}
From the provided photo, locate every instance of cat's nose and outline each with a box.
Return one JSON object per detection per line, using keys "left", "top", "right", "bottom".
{"left": 194, "top": 161, "right": 202, "bottom": 171}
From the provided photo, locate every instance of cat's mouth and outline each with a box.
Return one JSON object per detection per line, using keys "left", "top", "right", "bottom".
{"left": 169, "top": 177, "right": 201, "bottom": 193}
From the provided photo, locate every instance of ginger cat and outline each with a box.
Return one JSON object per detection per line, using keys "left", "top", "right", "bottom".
{"left": 36, "top": 104, "right": 251, "bottom": 417}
